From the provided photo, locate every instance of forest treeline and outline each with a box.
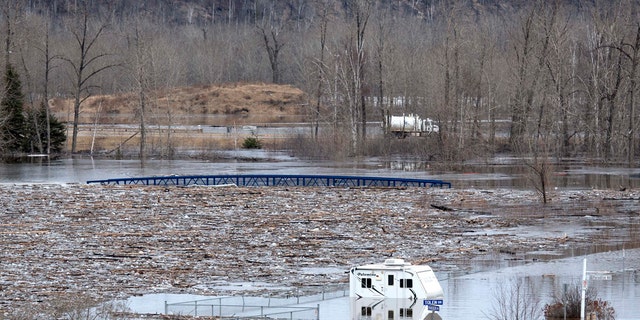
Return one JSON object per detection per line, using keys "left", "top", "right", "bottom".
{"left": 1, "top": 0, "right": 640, "bottom": 164}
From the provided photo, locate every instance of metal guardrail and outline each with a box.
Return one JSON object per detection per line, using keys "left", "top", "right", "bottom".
{"left": 86, "top": 174, "right": 452, "bottom": 188}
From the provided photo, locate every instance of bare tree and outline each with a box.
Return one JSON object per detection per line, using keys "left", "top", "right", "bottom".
{"left": 507, "top": 1, "right": 554, "bottom": 152}
{"left": 624, "top": 24, "right": 640, "bottom": 166}
{"left": 312, "top": 0, "right": 330, "bottom": 139}
{"left": 15, "top": 8, "right": 62, "bottom": 155}
{"left": 522, "top": 1, "right": 562, "bottom": 202}
{"left": 127, "top": 17, "right": 156, "bottom": 160}
{"left": 2, "top": 0, "right": 18, "bottom": 67}
{"left": 338, "top": 0, "right": 371, "bottom": 154}
{"left": 471, "top": 13, "right": 503, "bottom": 152}
{"left": 62, "top": 1, "right": 119, "bottom": 153}
{"left": 586, "top": 1, "right": 632, "bottom": 161}
{"left": 485, "top": 277, "right": 543, "bottom": 320}
{"left": 6, "top": 0, "right": 640, "bottom": 164}
{"left": 543, "top": 4, "right": 577, "bottom": 158}
{"left": 372, "top": 2, "right": 392, "bottom": 135}
{"left": 442, "top": 5, "right": 462, "bottom": 153}
{"left": 41, "top": 14, "right": 57, "bottom": 155}
{"left": 602, "top": 22, "right": 640, "bottom": 165}
{"left": 256, "top": 2, "right": 288, "bottom": 84}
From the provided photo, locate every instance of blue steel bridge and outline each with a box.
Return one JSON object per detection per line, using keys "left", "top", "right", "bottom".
{"left": 86, "top": 174, "right": 451, "bottom": 188}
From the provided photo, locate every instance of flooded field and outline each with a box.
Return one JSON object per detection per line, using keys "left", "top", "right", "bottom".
{"left": 125, "top": 248, "right": 640, "bottom": 319}
{"left": 2, "top": 156, "right": 640, "bottom": 190}
{"left": 439, "top": 248, "right": 640, "bottom": 320}
{"left": 1, "top": 156, "right": 640, "bottom": 319}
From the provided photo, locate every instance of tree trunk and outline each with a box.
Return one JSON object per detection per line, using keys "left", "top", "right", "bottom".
{"left": 604, "top": 45, "right": 624, "bottom": 160}
{"left": 627, "top": 25, "right": 640, "bottom": 165}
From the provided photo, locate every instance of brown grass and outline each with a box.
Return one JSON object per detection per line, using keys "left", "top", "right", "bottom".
{"left": 67, "top": 125, "right": 287, "bottom": 155}
{"left": 49, "top": 83, "right": 311, "bottom": 154}
{"left": 49, "top": 82, "right": 310, "bottom": 126}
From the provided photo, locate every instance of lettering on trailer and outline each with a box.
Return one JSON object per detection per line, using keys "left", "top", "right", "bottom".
{"left": 357, "top": 272, "right": 377, "bottom": 277}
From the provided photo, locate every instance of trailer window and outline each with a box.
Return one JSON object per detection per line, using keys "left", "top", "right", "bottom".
{"left": 399, "top": 308, "right": 413, "bottom": 317}
{"left": 361, "top": 278, "right": 372, "bottom": 288}
{"left": 400, "top": 279, "right": 413, "bottom": 288}
{"left": 388, "top": 275, "right": 394, "bottom": 286}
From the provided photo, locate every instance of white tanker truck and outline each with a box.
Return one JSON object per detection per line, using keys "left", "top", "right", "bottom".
{"left": 386, "top": 114, "right": 439, "bottom": 138}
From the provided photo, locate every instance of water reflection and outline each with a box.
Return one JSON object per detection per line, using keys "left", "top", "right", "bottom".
{"left": 438, "top": 248, "right": 640, "bottom": 320}
{"left": 382, "top": 159, "right": 640, "bottom": 189}
{"left": 351, "top": 298, "right": 442, "bottom": 320}
{"left": 1, "top": 156, "right": 640, "bottom": 190}
{"left": 124, "top": 249, "right": 639, "bottom": 320}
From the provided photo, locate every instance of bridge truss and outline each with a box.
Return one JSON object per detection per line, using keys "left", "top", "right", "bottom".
{"left": 87, "top": 174, "right": 451, "bottom": 188}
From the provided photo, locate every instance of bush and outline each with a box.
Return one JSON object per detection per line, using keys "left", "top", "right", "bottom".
{"left": 281, "top": 132, "right": 351, "bottom": 160}
{"left": 544, "top": 283, "right": 615, "bottom": 320}
{"left": 242, "top": 136, "right": 262, "bottom": 149}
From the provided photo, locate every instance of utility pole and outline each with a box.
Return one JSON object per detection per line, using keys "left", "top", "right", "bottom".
{"left": 581, "top": 258, "right": 587, "bottom": 320}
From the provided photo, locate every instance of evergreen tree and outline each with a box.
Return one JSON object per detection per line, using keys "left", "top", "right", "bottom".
{"left": 1, "top": 64, "right": 26, "bottom": 153}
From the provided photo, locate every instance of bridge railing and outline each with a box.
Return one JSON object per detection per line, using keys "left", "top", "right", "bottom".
{"left": 87, "top": 174, "right": 451, "bottom": 188}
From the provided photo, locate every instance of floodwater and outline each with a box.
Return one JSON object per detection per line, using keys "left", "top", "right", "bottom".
{"left": 437, "top": 248, "right": 640, "bottom": 320}
{"left": 2, "top": 154, "right": 640, "bottom": 190}
{"left": 125, "top": 248, "right": 640, "bottom": 319}
{"left": 2, "top": 155, "right": 640, "bottom": 319}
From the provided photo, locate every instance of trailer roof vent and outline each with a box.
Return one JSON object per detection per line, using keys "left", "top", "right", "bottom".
{"left": 384, "top": 258, "right": 410, "bottom": 266}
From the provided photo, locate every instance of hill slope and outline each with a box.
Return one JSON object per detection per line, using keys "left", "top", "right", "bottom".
{"left": 49, "top": 83, "right": 309, "bottom": 125}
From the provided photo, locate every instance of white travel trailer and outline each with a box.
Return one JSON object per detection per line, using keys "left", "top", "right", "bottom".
{"left": 349, "top": 258, "right": 444, "bottom": 300}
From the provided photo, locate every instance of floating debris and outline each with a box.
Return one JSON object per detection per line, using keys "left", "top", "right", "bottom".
{"left": 1, "top": 184, "right": 639, "bottom": 315}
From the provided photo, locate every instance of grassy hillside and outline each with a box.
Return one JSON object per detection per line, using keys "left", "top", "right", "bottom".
{"left": 47, "top": 83, "right": 311, "bottom": 155}
{"left": 49, "top": 83, "right": 310, "bottom": 126}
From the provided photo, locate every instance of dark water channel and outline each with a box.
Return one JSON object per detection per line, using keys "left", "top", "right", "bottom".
{"left": 3, "top": 155, "right": 640, "bottom": 319}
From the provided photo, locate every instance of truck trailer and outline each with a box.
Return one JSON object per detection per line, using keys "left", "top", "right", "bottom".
{"left": 386, "top": 114, "right": 439, "bottom": 138}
